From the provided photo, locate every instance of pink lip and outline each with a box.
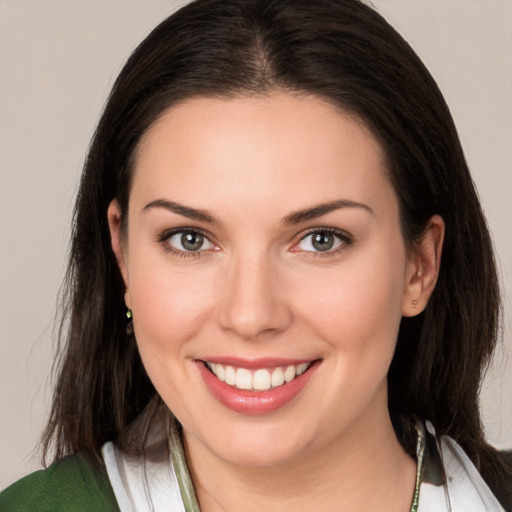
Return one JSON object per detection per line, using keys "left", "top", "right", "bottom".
{"left": 196, "top": 359, "right": 321, "bottom": 415}
{"left": 201, "top": 356, "right": 314, "bottom": 369}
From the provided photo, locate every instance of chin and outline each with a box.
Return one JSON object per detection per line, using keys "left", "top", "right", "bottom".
{"left": 217, "top": 441, "right": 309, "bottom": 468}
{"left": 194, "top": 417, "right": 318, "bottom": 468}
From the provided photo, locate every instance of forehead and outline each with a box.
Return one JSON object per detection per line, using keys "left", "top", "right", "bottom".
{"left": 131, "top": 93, "right": 396, "bottom": 219}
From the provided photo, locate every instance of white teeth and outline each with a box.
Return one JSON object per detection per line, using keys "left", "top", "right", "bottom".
{"left": 253, "top": 369, "right": 271, "bottom": 391}
{"left": 215, "top": 364, "right": 226, "bottom": 382}
{"left": 284, "top": 365, "right": 296, "bottom": 382}
{"left": 271, "top": 367, "right": 285, "bottom": 387}
{"left": 225, "top": 366, "right": 236, "bottom": 385}
{"left": 236, "top": 368, "right": 252, "bottom": 390}
{"left": 206, "top": 361, "right": 312, "bottom": 391}
{"left": 297, "top": 363, "right": 308, "bottom": 375}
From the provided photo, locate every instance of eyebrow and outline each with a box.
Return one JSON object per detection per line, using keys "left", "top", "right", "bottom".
{"left": 282, "top": 199, "right": 374, "bottom": 225}
{"left": 143, "top": 199, "right": 220, "bottom": 224}
{"left": 143, "top": 198, "right": 373, "bottom": 226}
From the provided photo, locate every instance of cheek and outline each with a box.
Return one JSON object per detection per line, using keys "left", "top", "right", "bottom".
{"left": 286, "top": 249, "right": 407, "bottom": 427}
{"left": 127, "top": 257, "right": 220, "bottom": 412}
{"left": 291, "top": 246, "right": 406, "bottom": 358}
{"left": 127, "top": 252, "right": 217, "bottom": 355}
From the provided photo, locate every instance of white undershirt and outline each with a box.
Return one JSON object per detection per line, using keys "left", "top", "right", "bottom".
{"left": 102, "top": 432, "right": 505, "bottom": 512}
{"left": 102, "top": 442, "right": 185, "bottom": 512}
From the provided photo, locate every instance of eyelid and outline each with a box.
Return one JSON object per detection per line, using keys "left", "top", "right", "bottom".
{"left": 158, "top": 226, "right": 213, "bottom": 242}
{"left": 290, "top": 227, "right": 353, "bottom": 255}
{"left": 158, "top": 227, "right": 219, "bottom": 258}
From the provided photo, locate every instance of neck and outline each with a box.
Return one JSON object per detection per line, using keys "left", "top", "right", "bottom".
{"left": 183, "top": 391, "right": 417, "bottom": 512}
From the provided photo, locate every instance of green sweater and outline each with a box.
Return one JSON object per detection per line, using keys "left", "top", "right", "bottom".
{"left": 0, "top": 455, "right": 119, "bottom": 512}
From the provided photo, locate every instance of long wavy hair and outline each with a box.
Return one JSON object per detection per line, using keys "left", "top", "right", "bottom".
{"left": 42, "top": 0, "right": 510, "bottom": 498}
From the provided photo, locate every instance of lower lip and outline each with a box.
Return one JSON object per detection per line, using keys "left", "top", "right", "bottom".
{"left": 196, "top": 360, "right": 320, "bottom": 414}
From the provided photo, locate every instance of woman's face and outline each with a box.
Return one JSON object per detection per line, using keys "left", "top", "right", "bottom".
{"left": 109, "top": 93, "right": 425, "bottom": 467}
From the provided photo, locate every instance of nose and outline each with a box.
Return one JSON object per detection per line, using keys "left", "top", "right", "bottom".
{"left": 217, "top": 252, "right": 292, "bottom": 340}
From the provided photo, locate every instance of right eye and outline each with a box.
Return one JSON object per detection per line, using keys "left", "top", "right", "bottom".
{"left": 165, "top": 230, "right": 215, "bottom": 253}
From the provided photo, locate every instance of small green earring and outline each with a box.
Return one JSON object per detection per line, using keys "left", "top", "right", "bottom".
{"left": 126, "top": 309, "right": 134, "bottom": 336}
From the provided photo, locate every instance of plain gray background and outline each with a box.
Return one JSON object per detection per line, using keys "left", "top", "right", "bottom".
{"left": 1, "top": 0, "right": 511, "bottom": 489}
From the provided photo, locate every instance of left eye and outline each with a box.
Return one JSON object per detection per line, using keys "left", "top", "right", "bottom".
{"left": 167, "top": 231, "right": 215, "bottom": 252}
{"left": 297, "top": 231, "right": 345, "bottom": 252}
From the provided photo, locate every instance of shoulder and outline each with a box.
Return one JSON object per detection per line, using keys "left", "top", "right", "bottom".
{"left": 0, "top": 454, "right": 119, "bottom": 512}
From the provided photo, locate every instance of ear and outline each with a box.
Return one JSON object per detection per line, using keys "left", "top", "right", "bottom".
{"left": 402, "top": 215, "right": 445, "bottom": 317}
{"left": 107, "top": 199, "right": 131, "bottom": 307}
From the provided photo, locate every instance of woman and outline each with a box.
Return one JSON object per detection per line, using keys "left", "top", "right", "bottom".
{"left": 1, "top": 0, "right": 510, "bottom": 510}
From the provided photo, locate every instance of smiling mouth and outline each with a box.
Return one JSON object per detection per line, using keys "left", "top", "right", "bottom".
{"left": 202, "top": 361, "right": 313, "bottom": 392}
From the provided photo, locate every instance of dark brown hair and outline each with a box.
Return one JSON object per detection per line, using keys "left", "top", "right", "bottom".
{"left": 42, "top": 0, "right": 510, "bottom": 497}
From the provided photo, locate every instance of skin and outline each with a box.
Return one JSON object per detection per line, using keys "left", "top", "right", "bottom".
{"left": 108, "top": 93, "right": 444, "bottom": 511}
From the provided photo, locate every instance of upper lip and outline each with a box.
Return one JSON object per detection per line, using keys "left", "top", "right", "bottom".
{"left": 197, "top": 356, "right": 319, "bottom": 369}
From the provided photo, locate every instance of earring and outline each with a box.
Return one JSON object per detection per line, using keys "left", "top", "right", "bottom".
{"left": 126, "top": 309, "right": 134, "bottom": 336}
{"left": 412, "top": 300, "right": 418, "bottom": 308}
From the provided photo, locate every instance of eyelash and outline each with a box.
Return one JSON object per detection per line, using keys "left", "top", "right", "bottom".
{"left": 291, "top": 227, "right": 353, "bottom": 258}
{"left": 158, "top": 228, "right": 216, "bottom": 260}
{"left": 157, "top": 227, "right": 353, "bottom": 259}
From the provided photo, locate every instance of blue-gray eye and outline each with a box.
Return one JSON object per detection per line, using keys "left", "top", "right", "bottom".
{"left": 168, "top": 231, "right": 214, "bottom": 251}
{"left": 298, "top": 231, "right": 343, "bottom": 252}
